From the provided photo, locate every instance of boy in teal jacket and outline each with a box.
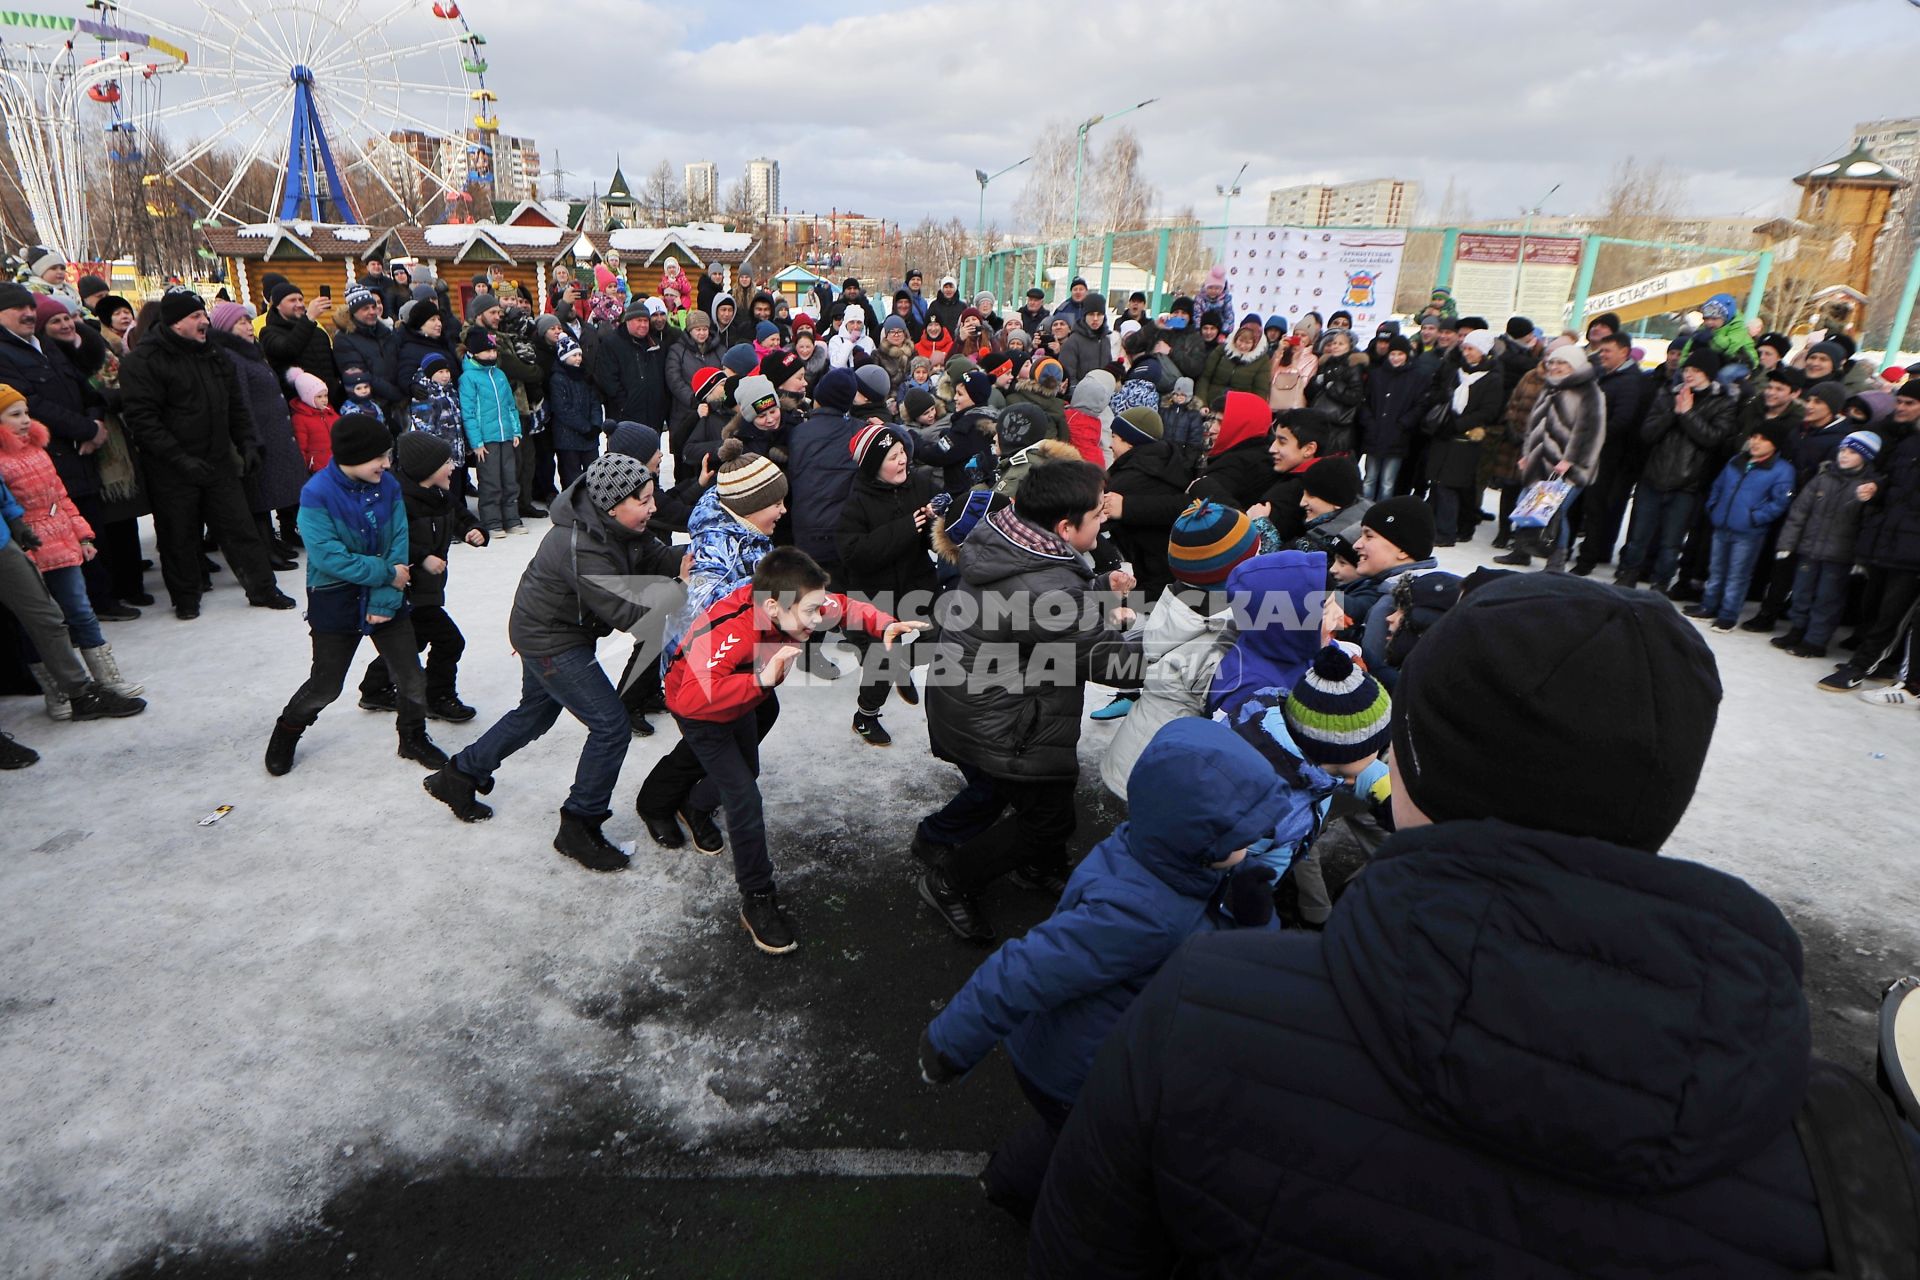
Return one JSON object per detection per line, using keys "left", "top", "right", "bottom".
{"left": 264, "top": 415, "right": 448, "bottom": 777}
{"left": 459, "top": 326, "right": 523, "bottom": 536}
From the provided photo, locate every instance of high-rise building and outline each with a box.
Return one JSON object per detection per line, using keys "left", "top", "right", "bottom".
{"left": 684, "top": 161, "right": 719, "bottom": 216}
{"left": 1266, "top": 178, "right": 1419, "bottom": 228}
{"left": 496, "top": 135, "right": 542, "bottom": 202}
{"left": 745, "top": 157, "right": 780, "bottom": 221}
{"left": 1851, "top": 119, "right": 1919, "bottom": 321}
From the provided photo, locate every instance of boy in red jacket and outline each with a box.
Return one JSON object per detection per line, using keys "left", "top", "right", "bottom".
{"left": 641, "top": 546, "right": 924, "bottom": 955}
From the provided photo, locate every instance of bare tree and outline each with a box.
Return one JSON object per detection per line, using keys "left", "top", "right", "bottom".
{"left": 641, "top": 160, "right": 681, "bottom": 227}
{"left": 1011, "top": 122, "right": 1077, "bottom": 242}
{"left": 1396, "top": 178, "right": 1475, "bottom": 311}
{"left": 1587, "top": 158, "right": 1690, "bottom": 294}
{"left": 1162, "top": 205, "right": 1211, "bottom": 297}
{"left": 1087, "top": 127, "right": 1157, "bottom": 238}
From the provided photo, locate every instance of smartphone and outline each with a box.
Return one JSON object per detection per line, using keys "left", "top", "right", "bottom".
{"left": 318, "top": 285, "right": 331, "bottom": 299}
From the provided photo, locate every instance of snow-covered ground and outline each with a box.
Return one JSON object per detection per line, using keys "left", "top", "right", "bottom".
{"left": 3, "top": 514, "right": 1918, "bottom": 1278}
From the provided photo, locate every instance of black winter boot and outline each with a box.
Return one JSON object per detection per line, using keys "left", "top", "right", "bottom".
{"left": 679, "top": 806, "right": 725, "bottom": 855}
{"left": 426, "top": 693, "right": 476, "bottom": 723}
{"left": 917, "top": 867, "right": 996, "bottom": 943}
{"left": 264, "top": 717, "right": 306, "bottom": 776}
{"left": 424, "top": 764, "right": 493, "bottom": 822}
{"left": 554, "top": 808, "right": 629, "bottom": 872}
{"left": 739, "top": 891, "right": 798, "bottom": 954}
{"left": 396, "top": 718, "right": 449, "bottom": 769}
{"left": 639, "top": 809, "right": 686, "bottom": 848}
{"left": 67, "top": 682, "right": 147, "bottom": 721}
{"left": 358, "top": 684, "right": 398, "bottom": 712}
{"left": 0, "top": 730, "right": 39, "bottom": 769}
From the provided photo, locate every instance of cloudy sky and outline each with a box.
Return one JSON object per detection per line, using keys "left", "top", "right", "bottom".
{"left": 117, "top": 0, "right": 1915, "bottom": 229}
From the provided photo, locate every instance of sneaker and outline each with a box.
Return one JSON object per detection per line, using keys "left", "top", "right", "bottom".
{"left": 0, "top": 730, "right": 40, "bottom": 770}
{"left": 1738, "top": 613, "right": 1780, "bottom": 634}
{"left": 1769, "top": 630, "right": 1805, "bottom": 651}
{"left": 426, "top": 695, "right": 477, "bottom": 724}
{"left": 893, "top": 677, "right": 920, "bottom": 707}
{"left": 1089, "top": 692, "right": 1137, "bottom": 722}
{"left": 1857, "top": 687, "right": 1917, "bottom": 707}
{"left": 249, "top": 589, "right": 298, "bottom": 610}
{"left": 679, "top": 807, "right": 726, "bottom": 855}
{"left": 358, "top": 685, "right": 399, "bottom": 713}
{"left": 1008, "top": 862, "right": 1070, "bottom": 896}
{"left": 423, "top": 764, "right": 494, "bottom": 822}
{"left": 852, "top": 710, "right": 893, "bottom": 746}
{"left": 93, "top": 601, "right": 141, "bottom": 622}
{"left": 67, "top": 683, "right": 147, "bottom": 721}
{"left": 640, "top": 809, "right": 686, "bottom": 848}
{"left": 739, "top": 892, "right": 798, "bottom": 955}
{"left": 1785, "top": 640, "right": 1828, "bottom": 659}
{"left": 1818, "top": 668, "right": 1865, "bottom": 693}
{"left": 1709, "top": 621, "right": 1735, "bottom": 634}
{"left": 917, "top": 869, "right": 995, "bottom": 943}
{"left": 554, "top": 808, "right": 628, "bottom": 873}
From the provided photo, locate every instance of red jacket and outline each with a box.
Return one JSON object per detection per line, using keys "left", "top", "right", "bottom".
{"left": 291, "top": 399, "right": 335, "bottom": 472}
{"left": 1062, "top": 407, "right": 1106, "bottom": 466}
{"left": 0, "top": 420, "right": 94, "bottom": 571}
{"left": 665, "top": 580, "right": 895, "bottom": 723}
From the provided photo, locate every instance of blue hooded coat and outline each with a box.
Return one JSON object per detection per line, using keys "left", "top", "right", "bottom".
{"left": 928, "top": 718, "right": 1291, "bottom": 1107}
{"left": 1205, "top": 550, "right": 1327, "bottom": 717}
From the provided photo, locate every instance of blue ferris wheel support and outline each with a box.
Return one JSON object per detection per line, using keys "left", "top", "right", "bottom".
{"left": 278, "top": 65, "right": 360, "bottom": 223}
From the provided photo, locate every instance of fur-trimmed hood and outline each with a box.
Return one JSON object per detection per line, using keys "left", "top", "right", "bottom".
{"left": 1221, "top": 336, "right": 1271, "bottom": 367}
{"left": 0, "top": 419, "right": 52, "bottom": 454}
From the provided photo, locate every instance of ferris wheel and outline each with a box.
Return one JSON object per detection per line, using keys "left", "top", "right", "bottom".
{"left": 0, "top": 6, "right": 188, "bottom": 261}
{"left": 104, "top": 0, "right": 500, "bottom": 226}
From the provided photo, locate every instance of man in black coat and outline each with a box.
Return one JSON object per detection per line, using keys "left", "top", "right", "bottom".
{"left": 332, "top": 282, "right": 404, "bottom": 419}
{"left": 117, "top": 291, "right": 293, "bottom": 618}
{"left": 822, "top": 278, "right": 881, "bottom": 335}
{"left": 591, "top": 304, "right": 668, "bottom": 429}
{"left": 1572, "top": 332, "right": 1655, "bottom": 575}
{"left": 258, "top": 281, "right": 340, "bottom": 402}
{"left": 1031, "top": 573, "right": 1837, "bottom": 1279}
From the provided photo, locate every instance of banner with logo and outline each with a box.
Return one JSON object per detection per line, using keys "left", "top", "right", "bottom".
{"left": 1222, "top": 227, "right": 1407, "bottom": 334}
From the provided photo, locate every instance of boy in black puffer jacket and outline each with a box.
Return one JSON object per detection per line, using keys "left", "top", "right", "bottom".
{"left": 836, "top": 423, "right": 941, "bottom": 745}
{"left": 358, "top": 431, "right": 487, "bottom": 722}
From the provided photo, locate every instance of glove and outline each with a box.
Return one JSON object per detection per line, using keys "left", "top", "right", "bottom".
{"left": 1352, "top": 758, "right": 1391, "bottom": 808}
{"left": 240, "top": 443, "right": 263, "bottom": 477}
{"left": 927, "top": 491, "right": 954, "bottom": 518}
{"left": 175, "top": 456, "right": 215, "bottom": 484}
{"left": 6, "top": 514, "right": 40, "bottom": 550}
{"left": 1223, "top": 863, "right": 1279, "bottom": 928}
{"left": 918, "top": 1027, "right": 964, "bottom": 1085}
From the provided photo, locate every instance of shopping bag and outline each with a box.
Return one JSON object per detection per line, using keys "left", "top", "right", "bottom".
{"left": 1509, "top": 479, "right": 1573, "bottom": 530}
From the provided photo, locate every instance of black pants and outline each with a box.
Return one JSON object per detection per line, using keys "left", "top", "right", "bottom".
{"left": 148, "top": 471, "right": 279, "bottom": 607}
{"left": 99, "top": 515, "right": 146, "bottom": 600}
{"left": 1844, "top": 569, "right": 1920, "bottom": 678}
{"left": 517, "top": 424, "right": 558, "bottom": 507}
{"left": 917, "top": 761, "right": 1076, "bottom": 892}
{"left": 617, "top": 639, "right": 664, "bottom": 715}
{"left": 557, "top": 448, "right": 597, "bottom": 490}
{"left": 281, "top": 617, "right": 427, "bottom": 728}
{"left": 1575, "top": 456, "right": 1638, "bottom": 568}
{"left": 980, "top": 1068, "right": 1074, "bottom": 1224}
{"left": 844, "top": 627, "right": 919, "bottom": 714}
{"left": 637, "top": 697, "right": 782, "bottom": 894}
{"left": 359, "top": 603, "right": 465, "bottom": 701}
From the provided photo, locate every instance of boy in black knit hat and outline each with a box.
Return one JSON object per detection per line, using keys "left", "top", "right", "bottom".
{"left": 356, "top": 431, "right": 488, "bottom": 722}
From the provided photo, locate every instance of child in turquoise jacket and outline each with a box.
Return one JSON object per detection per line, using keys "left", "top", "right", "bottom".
{"left": 265, "top": 415, "right": 447, "bottom": 778}
{"left": 459, "top": 327, "right": 523, "bottom": 536}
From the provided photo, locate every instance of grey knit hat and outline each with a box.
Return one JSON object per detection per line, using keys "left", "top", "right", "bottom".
{"left": 583, "top": 453, "right": 653, "bottom": 511}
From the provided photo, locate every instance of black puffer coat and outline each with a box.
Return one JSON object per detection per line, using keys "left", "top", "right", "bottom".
{"left": 1858, "top": 422, "right": 1920, "bottom": 572}
{"left": 1031, "top": 819, "right": 1827, "bottom": 1279}
{"left": 924, "top": 506, "right": 1140, "bottom": 782}
{"left": 506, "top": 479, "right": 682, "bottom": 659}
{"left": 211, "top": 328, "right": 307, "bottom": 513}
{"left": 1102, "top": 439, "right": 1196, "bottom": 600}
{"left": 666, "top": 327, "right": 723, "bottom": 433}
{"left": 398, "top": 473, "right": 485, "bottom": 609}
{"left": 1638, "top": 382, "right": 1740, "bottom": 493}
{"left": 1188, "top": 437, "right": 1274, "bottom": 511}
{"left": 1359, "top": 358, "right": 1423, "bottom": 459}
{"left": 259, "top": 310, "right": 338, "bottom": 400}
{"left": 592, "top": 328, "right": 668, "bottom": 428}
{"left": 835, "top": 467, "right": 940, "bottom": 617}
{"left": 0, "top": 323, "right": 107, "bottom": 498}
{"left": 331, "top": 320, "right": 404, "bottom": 412}
{"left": 118, "top": 325, "right": 259, "bottom": 482}
{"left": 396, "top": 328, "right": 457, "bottom": 388}
{"left": 786, "top": 404, "right": 862, "bottom": 568}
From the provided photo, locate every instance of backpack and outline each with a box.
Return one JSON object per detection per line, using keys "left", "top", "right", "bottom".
{"left": 1794, "top": 1051, "right": 1920, "bottom": 1278}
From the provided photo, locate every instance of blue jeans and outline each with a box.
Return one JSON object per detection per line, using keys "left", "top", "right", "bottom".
{"left": 1549, "top": 485, "right": 1584, "bottom": 556}
{"left": 453, "top": 645, "right": 630, "bottom": 817}
{"left": 1699, "top": 530, "right": 1767, "bottom": 626}
{"left": 1787, "top": 558, "right": 1853, "bottom": 646}
{"left": 1362, "top": 455, "right": 1402, "bottom": 503}
{"left": 1618, "top": 487, "right": 1699, "bottom": 588}
{"left": 42, "top": 565, "right": 104, "bottom": 650}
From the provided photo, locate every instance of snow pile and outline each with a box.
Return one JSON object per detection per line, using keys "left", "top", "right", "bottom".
{"left": 330, "top": 226, "right": 371, "bottom": 242}
{"left": 233, "top": 224, "right": 278, "bottom": 239}
{"left": 422, "top": 224, "right": 478, "bottom": 247}
{"left": 484, "top": 225, "right": 565, "bottom": 248}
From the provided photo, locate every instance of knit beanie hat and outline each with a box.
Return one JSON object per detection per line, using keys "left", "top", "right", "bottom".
{"left": 1301, "top": 455, "right": 1363, "bottom": 509}
{"left": 345, "top": 283, "right": 379, "bottom": 315}
{"left": 1805, "top": 381, "right": 1848, "bottom": 416}
{"left": 1752, "top": 418, "right": 1794, "bottom": 456}
{"left": 1283, "top": 644, "right": 1393, "bottom": 766}
{"left": 395, "top": 429, "right": 452, "bottom": 481}
{"left": 1391, "top": 573, "right": 1721, "bottom": 851}
{"left": 466, "top": 292, "right": 502, "bottom": 323}
{"left": 33, "top": 294, "right": 72, "bottom": 331}
{"left": 1898, "top": 378, "right": 1920, "bottom": 403}
{"left": 463, "top": 326, "right": 495, "bottom": 355}
{"left": 75, "top": 273, "right": 109, "bottom": 298}
{"left": 0, "top": 384, "right": 26, "bottom": 416}
{"left": 267, "top": 280, "right": 302, "bottom": 310}
{"left": 1032, "top": 356, "right": 1065, "bottom": 387}
{"left": 340, "top": 365, "right": 373, "bottom": 394}
{"left": 960, "top": 370, "right": 993, "bottom": 405}
{"left": 402, "top": 301, "right": 439, "bottom": 332}
{"left": 1172, "top": 376, "right": 1195, "bottom": 398}
{"left": 0, "top": 282, "right": 35, "bottom": 312}
{"left": 755, "top": 319, "right": 780, "bottom": 343}
{"left": 881, "top": 314, "right": 909, "bottom": 335}
{"left": 716, "top": 452, "right": 788, "bottom": 517}
{"left": 722, "top": 343, "right": 759, "bottom": 377}
{"left": 207, "top": 299, "right": 252, "bottom": 333}
{"left": 1460, "top": 329, "right": 1497, "bottom": 358}
{"left": 944, "top": 355, "right": 978, "bottom": 383}
{"left": 851, "top": 423, "right": 910, "bottom": 481}
{"left": 607, "top": 421, "right": 661, "bottom": 462}
{"left": 584, "top": 453, "right": 654, "bottom": 511}
{"left": 330, "top": 414, "right": 391, "bottom": 467}
{"left": 1359, "top": 495, "right": 1435, "bottom": 561}
{"left": 1167, "top": 500, "right": 1260, "bottom": 587}
{"left": 1113, "top": 407, "right": 1164, "bottom": 446}
{"left": 1807, "top": 340, "right": 1848, "bottom": 370}
{"left": 160, "top": 287, "right": 207, "bottom": 325}
{"left": 814, "top": 367, "right": 858, "bottom": 413}
{"left": 691, "top": 365, "right": 727, "bottom": 401}
{"left": 734, "top": 375, "right": 778, "bottom": 416}
{"left": 902, "top": 388, "right": 937, "bottom": 421}
{"left": 760, "top": 349, "right": 806, "bottom": 387}
{"left": 419, "top": 352, "right": 450, "bottom": 378}
{"left": 1236, "top": 312, "right": 1264, "bottom": 333}
{"left": 847, "top": 364, "right": 888, "bottom": 406}
{"left": 556, "top": 333, "right": 582, "bottom": 363}
{"left": 1682, "top": 346, "right": 1724, "bottom": 378}
{"left": 686, "top": 310, "right": 713, "bottom": 330}
{"left": 1840, "top": 430, "right": 1882, "bottom": 462}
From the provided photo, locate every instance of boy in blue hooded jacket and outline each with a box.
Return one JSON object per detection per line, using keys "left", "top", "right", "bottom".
{"left": 264, "top": 416, "right": 446, "bottom": 777}
{"left": 918, "top": 717, "right": 1291, "bottom": 1221}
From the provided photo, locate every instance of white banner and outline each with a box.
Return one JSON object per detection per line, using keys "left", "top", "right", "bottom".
{"left": 1222, "top": 227, "right": 1408, "bottom": 334}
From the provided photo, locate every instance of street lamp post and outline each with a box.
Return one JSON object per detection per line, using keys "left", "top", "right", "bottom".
{"left": 1065, "top": 96, "right": 1159, "bottom": 300}
{"left": 975, "top": 155, "right": 1032, "bottom": 246}
{"left": 1216, "top": 161, "right": 1249, "bottom": 258}
{"left": 1512, "top": 181, "right": 1562, "bottom": 320}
